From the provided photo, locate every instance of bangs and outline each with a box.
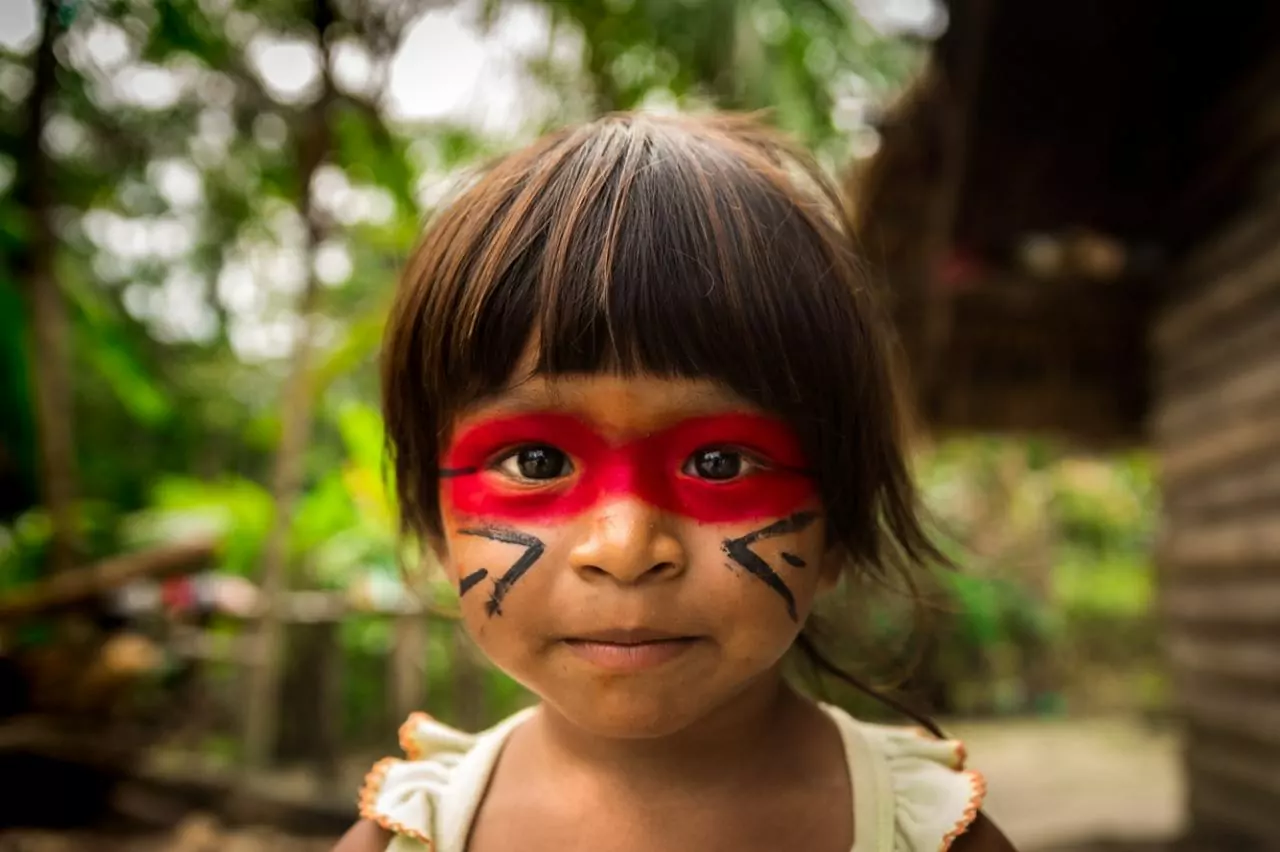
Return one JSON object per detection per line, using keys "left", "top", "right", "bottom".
{"left": 431, "top": 114, "right": 868, "bottom": 417}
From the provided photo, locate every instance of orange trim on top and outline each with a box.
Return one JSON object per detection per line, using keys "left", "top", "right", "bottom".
{"left": 399, "top": 711, "right": 433, "bottom": 761}
{"left": 939, "top": 769, "right": 987, "bottom": 852}
{"left": 358, "top": 756, "right": 434, "bottom": 847}
{"left": 908, "top": 725, "right": 968, "bottom": 772}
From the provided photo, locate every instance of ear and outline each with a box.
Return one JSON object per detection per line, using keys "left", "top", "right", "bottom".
{"left": 815, "top": 548, "right": 845, "bottom": 593}
{"left": 424, "top": 531, "right": 455, "bottom": 582}
{"left": 402, "top": 540, "right": 454, "bottom": 598}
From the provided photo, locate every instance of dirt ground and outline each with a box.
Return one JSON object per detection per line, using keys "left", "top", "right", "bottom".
{"left": 954, "top": 715, "right": 1184, "bottom": 851}
{"left": 0, "top": 815, "right": 333, "bottom": 852}
{"left": 0, "top": 716, "right": 1184, "bottom": 852}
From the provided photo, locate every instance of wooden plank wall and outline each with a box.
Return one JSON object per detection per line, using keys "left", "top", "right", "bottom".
{"left": 1152, "top": 163, "right": 1280, "bottom": 847}
{"left": 931, "top": 279, "right": 1148, "bottom": 445}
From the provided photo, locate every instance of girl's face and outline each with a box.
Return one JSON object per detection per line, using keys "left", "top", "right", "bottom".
{"left": 435, "top": 372, "right": 840, "bottom": 738}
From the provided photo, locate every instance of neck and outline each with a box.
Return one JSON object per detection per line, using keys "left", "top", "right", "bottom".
{"left": 527, "top": 669, "right": 814, "bottom": 790}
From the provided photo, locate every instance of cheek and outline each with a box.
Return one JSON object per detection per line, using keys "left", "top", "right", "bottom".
{"left": 440, "top": 522, "right": 501, "bottom": 595}
{"left": 446, "top": 533, "right": 529, "bottom": 653}
{"left": 442, "top": 519, "right": 565, "bottom": 621}
{"left": 682, "top": 512, "right": 829, "bottom": 628}
{"left": 664, "top": 473, "right": 816, "bottom": 525}
{"left": 446, "top": 475, "right": 596, "bottom": 522}
{"left": 786, "top": 526, "right": 833, "bottom": 597}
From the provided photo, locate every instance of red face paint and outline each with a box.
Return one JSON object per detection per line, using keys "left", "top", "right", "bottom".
{"left": 441, "top": 412, "right": 816, "bottom": 524}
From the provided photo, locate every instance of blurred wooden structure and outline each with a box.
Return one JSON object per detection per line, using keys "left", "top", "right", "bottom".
{"left": 0, "top": 544, "right": 475, "bottom": 833}
{"left": 853, "top": 0, "right": 1280, "bottom": 847}
{"left": 0, "top": 542, "right": 216, "bottom": 828}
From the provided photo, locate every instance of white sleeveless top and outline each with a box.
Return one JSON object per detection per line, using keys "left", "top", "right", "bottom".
{"left": 359, "top": 704, "right": 985, "bottom": 852}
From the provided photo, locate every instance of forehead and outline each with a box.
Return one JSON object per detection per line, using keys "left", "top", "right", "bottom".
{"left": 453, "top": 373, "right": 760, "bottom": 438}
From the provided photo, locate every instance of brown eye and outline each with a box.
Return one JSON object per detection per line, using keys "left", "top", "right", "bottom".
{"left": 497, "top": 445, "right": 572, "bottom": 481}
{"left": 686, "top": 448, "right": 750, "bottom": 481}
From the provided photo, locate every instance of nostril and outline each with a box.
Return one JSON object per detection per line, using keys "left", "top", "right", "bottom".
{"left": 640, "top": 561, "right": 683, "bottom": 582}
{"left": 576, "top": 561, "right": 682, "bottom": 584}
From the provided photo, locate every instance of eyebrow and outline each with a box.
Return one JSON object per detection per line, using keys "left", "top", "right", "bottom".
{"left": 462, "top": 376, "right": 566, "bottom": 415}
{"left": 464, "top": 378, "right": 752, "bottom": 420}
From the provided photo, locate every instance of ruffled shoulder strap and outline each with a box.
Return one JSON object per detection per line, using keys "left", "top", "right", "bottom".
{"left": 822, "top": 705, "right": 986, "bottom": 852}
{"left": 359, "top": 708, "right": 535, "bottom": 852}
{"left": 861, "top": 722, "right": 985, "bottom": 851}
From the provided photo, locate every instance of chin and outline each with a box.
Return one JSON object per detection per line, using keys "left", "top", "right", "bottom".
{"left": 522, "top": 656, "right": 733, "bottom": 738}
{"left": 552, "top": 687, "right": 713, "bottom": 739}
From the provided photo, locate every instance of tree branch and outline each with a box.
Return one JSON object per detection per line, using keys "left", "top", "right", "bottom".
{"left": 241, "top": 0, "right": 340, "bottom": 771}
{"left": 20, "top": 0, "right": 80, "bottom": 575}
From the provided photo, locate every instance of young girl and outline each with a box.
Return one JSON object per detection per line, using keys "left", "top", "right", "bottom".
{"left": 335, "top": 112, "right": 1016, "bottom": 852}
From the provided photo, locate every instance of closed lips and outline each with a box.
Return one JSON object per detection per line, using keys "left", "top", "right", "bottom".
{"left": 561, "top": 630, "right": 704, "bottom": 670}
{"left": 563, "top": 628, "right": 699, "bottom": 644}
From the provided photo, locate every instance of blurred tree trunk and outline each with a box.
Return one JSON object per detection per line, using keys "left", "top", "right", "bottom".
{"left": 1014, "top": 467, "right": 1060, "bottom": 714}
{"left": 390, "top": 614, "right": 427, "bottom": 726}
{"left": 20, "top": 0, "right": 79, "bottom": 575}
{"left": 242, "top": 0, "right": 337, "bottom": 770}
{"left": 585, "top": 44, "right": 621, "bottom": 114}
{"left": 453, "top": 627, "right": 486, "bottom": 730}
{"left": 903, "top": 629, "right": 954, "bottom": 716}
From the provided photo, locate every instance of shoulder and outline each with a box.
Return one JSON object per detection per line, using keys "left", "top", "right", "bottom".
{"left": 949, "top": 812, "right": 1019, "bottom": 852}
{"left": 864, "top": 721, "right": 986, "bottom": 850}
{"left": 331, "top": 819, "right": 392, "bottom": 852}
{"left": 823, "top": 706, "right": 1008, "bottom": 852}
{"left": 351, "top": 709, "right": 533, "bottom": 851}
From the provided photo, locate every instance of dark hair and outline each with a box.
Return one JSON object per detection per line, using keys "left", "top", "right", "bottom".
{"left": 382, "top": 111, "right": 946, "bottom": 735}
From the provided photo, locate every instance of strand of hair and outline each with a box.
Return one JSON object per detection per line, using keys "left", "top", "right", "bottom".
{"left": 795, "top": 631, "right": 946, "bottom": 740}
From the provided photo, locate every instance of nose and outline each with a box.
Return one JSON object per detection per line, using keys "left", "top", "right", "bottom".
{"left": 568, "top": 496, "right": 686, "bottom": 585}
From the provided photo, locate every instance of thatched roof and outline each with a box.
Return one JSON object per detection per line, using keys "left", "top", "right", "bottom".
{"left": 852, "top": 0, "right": 1280, "bottom": 445}
{"left": 939, "top": 1, "right": 1280, "bottom": 257}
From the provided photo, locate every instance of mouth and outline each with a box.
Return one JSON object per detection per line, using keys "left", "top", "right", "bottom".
{"left": 560, "top": 628, "right": 703, "bottom": 672}
{"left": 565, "top": 627, "right": 694, "bottom": 645}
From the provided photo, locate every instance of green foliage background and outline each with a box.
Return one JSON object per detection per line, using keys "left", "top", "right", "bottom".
{"left": 0, "top": 0, "right": 1161, "bottom": 745}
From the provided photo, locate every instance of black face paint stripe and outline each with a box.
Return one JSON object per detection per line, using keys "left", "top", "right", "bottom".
{"left": 722, "top": 511, "right": 819, "bottom": 622}
{"left": 734, "top": 511, "right": 819, "bottom": 546}
{"left": 781, "top": 552, "right": 806, "bottom": 568}
{"left": 458, "top": 526, "right": 545, "bottom": 617}
{"left": 440, "top": 466, "right": 478, "bottom": 478}
{"left": 459, "top": 569, "right": 488, "bottom": 596}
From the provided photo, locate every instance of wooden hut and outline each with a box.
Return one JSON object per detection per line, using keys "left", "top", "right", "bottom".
{"left": 853, "top": 0, "right": 1280, "bottom": 847}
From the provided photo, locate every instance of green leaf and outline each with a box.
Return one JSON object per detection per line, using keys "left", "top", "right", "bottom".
{"left": 61, "top": 259, "right": 174, "bottom": 426}
{"left": 312, "top": 300, "right": 388, "bottom": 398}
{"left": 79, "top": 336, "right": 173, "bottom": 425}
{"left": 131, "top": 476, "right": 275, "bottom": 575}
{"left": 334, "top": 402, "right": 384, "bottom": 470}
{"left": 291, "top": 469, "right": 357, "bottom": 559}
